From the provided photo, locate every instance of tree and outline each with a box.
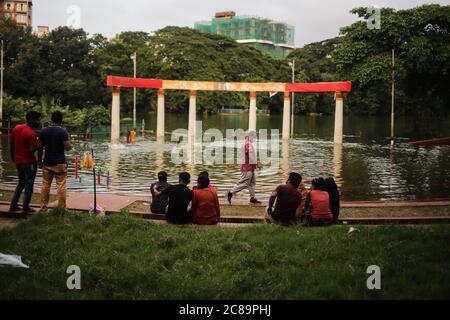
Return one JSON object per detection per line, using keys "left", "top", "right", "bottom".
{"left": 33, "top": 27, "right": 104, "bottom": 107}
{"left": 333, "top": 5, "right": 450, "bottom": 117}
{"left": 0, "top": 17, "right": 39, "bottom": 98}
{"left": 286, "top": 38, "right": 341, "bottom": 115}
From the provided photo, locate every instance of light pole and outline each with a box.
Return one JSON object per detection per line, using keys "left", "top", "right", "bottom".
{"left": 130, "top": 52, "right": 137, "bottom": 129}
{"left": 288, "top": 59, "right": 295, "bottom": 138}
{"left": 390, "top": 49, "right": 395, "bottom": 146}
{"left": 391, "top": 48, "right": 406, "bottom": 146}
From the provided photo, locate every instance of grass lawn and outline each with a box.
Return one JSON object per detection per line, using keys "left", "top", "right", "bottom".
{"left": 0, "top": 209, "right": 449, "bottom": 300}
{"left": 127, "top": 201, "right": 450, "bottom": 218}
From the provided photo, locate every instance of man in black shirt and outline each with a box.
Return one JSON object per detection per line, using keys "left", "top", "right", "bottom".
{"left": 150, "top": 171, "right": 171, "bottom": 214}
{"left": 37, "top": 111, "right": 71, "bottom": 209}
{"left": 156, "top": 172, "right": 193, "bottom": 224}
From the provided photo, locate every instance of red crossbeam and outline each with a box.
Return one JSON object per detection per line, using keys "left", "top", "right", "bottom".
{"left": 106, "top": 76, "right": 351, "bottom": 93}
{"left": 106, "top": 76, "right": 163, "bottom": 89}
{"left": 286, "top": 82, "right": 352, "bottom": 93}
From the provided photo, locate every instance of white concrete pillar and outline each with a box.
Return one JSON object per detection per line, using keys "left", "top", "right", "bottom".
{"left": 188, "top": 90, "right": 197, "bottom": 144}
{"left": 333, "top": 142, "right": 343, "bottom": 188}
{"left": 282, "top": 91, "right": 291, "bottom": 140}
{"left": 249, "top": 91, "right": 257, "bottom": 131}
{"left": 111, "top": 87, "right": 121, "bottom": 144}
{"left": 156, "top": 89, "right": 165, "bottom": 139}
{"left": 281, "top": 138, "right": 291, "bottom": 176}
{"left": 334, "top": 92, "right": 344, "bottom": 144}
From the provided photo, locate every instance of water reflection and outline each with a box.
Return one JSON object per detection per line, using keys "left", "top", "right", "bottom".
{"left": 110, "top": 146, "right": 120, "bottom": 184}
{"left": 0, "top": 114, "right": 449, "bottom": 201}
{"left": 155, "top": 138, "right": 164, "bottom": 173}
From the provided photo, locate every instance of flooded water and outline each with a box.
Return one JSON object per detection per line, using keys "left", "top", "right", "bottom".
{"left": 1, "top": 113, "right": 449, "bottom": 201}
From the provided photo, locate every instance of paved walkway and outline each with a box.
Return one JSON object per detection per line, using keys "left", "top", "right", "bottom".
{"left": 2, "top": 184, "right": 450, "bottom": 212}
{"left": 1, "top": 186, "right": 450, "bottom": 227}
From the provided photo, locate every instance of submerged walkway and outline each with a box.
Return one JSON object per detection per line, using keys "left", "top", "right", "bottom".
{"left": 1, "top": 186, "right": 450, "bottom": 226}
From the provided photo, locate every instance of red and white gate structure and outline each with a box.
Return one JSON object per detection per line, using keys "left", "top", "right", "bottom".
{"left": 106, "top": 76, "right": 351, "bottom": 144}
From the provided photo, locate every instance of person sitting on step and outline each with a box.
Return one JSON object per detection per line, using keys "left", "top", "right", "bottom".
{"left": 265, "top": 172, "right": 302, "bottom": 226}
{"left": 304, "top": 178, "right": 333, "bottom": 226}
{"left": 324, "top": 177, "right": 340, "bottom": 222}
{"left": 191, "top": 174, "right": 221, "bottom": 225}
{"left": 150, "top": 171, "right": 171, "bottom": 215}
{"left": 156, "top": 172, "right": 193, "bottom": 224}
{"left": 192, "top": 171, "right": 215, "bottom": 191}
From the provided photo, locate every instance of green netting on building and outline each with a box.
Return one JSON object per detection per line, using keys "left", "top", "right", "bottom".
{"left": 194, "top": 15, "right": 295, "bottom": 59}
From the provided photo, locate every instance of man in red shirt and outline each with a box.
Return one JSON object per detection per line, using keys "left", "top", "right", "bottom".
{"left": 227, "top": 130, "right": 262, "bottom": 204}
{"left": 9, "top": 111, "right": 42, "bottom": 213}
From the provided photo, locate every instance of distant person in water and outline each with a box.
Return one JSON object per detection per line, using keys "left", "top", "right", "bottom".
{"left": 227, "top": 130, "right": 262, "bottom": 205}
{"left": 129, "top": 129, "right": 136, "bottom": 143}
{"left": 266, "top": 172, "right": 302, "bottom": 226}
{"left": 156, "top": 172, "right": 193, "bottom": 224}
{"left": 38, "top": 111, "right": 72, "bottom": 210}
{"left": 9, "top": 111, "right": 42, "bottom": 214}
{"left": 150, "top": 171, "right": 171, "bottom": 214}
{"left": 126, "top": 130, "right": 136, "bottom": 143}
{"left": 192, "top": 174, "right": 221, "bottom": 225}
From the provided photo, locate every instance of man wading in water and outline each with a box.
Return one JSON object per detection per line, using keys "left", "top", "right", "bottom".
{"left": 227, "top": 129, "right": 262, "bottom": 205}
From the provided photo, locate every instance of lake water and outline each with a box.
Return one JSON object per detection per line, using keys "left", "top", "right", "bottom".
{"left": 1, "top": 113, "right": 449, "bottom": 201}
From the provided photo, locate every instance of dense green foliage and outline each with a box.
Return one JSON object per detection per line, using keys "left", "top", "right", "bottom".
{"left": 94, "top": 27, "right": 288, "bottom": 113}
{"left": 333, "top": 4, "right": 450, "bottom": 117}
{"left": 2, "top": 95, "right": 110, "bottom": 129}
{"left": 0, "top": 4, "right": 449, "bottom": 123}
{"left": 0, "top": 209, "right": 449, "bottom": 299}
{"left": 287, "top": 38, "right": 340, "bottom": 115}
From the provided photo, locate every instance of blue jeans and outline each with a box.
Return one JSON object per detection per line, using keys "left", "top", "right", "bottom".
{"left": 10, "top": 164, "right": 37, "bottom": 210}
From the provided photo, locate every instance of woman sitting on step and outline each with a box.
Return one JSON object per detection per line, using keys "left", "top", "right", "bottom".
{"left": 304, "top": 178, "right": 334, "bottom": 226}
{"left": 191, "top": 174, "right": 221, "bottom": 225}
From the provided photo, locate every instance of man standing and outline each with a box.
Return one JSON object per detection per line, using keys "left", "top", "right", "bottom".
{"left": 266, "top": 172, "right": 302, "bottom": 225}
{"left": 9, "top": 111, "right": 42, "bottom": 213}
{"left": 38, "top": 111, "right": 72, "bottom": 210}
{"left": 227, "top": 129, "right": 262, "bottom": 204}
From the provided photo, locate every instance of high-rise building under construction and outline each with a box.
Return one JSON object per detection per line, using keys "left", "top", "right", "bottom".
{"left": 194, "top": 11, "right": 295, "bottom": 59}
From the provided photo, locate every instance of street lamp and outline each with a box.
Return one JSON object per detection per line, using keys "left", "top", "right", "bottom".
{"left": 391, "top": 48, "right": 406, "bottom": 146}
{"left": 288, "top": 59, "right": 295, "bottom": 138}
{"left": 130, "top": 52, "right": 137, "bottom": 129}
{"left": 390, "top": 49, "right": 395, "bottom": 146}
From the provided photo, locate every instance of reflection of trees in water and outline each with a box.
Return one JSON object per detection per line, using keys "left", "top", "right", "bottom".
{"left": 1, "top": 113, "right": 450, "bottom": 199}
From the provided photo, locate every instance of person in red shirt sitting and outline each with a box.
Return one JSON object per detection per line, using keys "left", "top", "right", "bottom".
{"left": 9, "top": 111, "right": 42, "bottom": 213}
{"left": 192, "top": 171, "right": 215, "bottom": 191}
{"left": 305, "top": 178, "right": 334, "bottom": 226}
{"left": 192, "top": 174, "right": 221, "bottom": 225}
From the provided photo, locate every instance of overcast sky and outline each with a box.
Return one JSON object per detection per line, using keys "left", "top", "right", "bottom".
{"left": 33, "top": 0, "right": 449, "bottom": 47}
